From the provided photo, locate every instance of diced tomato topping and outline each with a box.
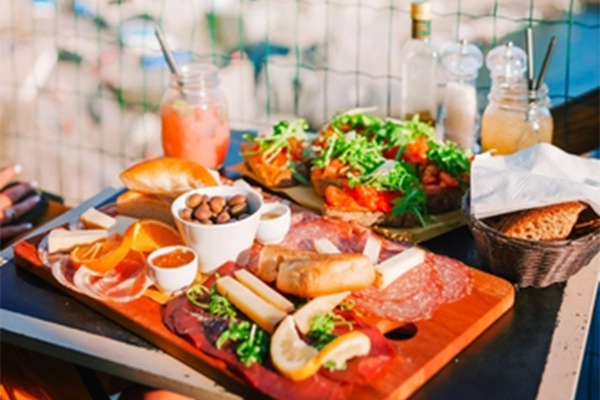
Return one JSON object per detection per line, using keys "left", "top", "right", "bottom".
{"left": 324, "top": 186, "right": 366, "bottom": 211}
{"left": 375, "top": 191, "right": 399, "bottom": 213}
{"left": 439, "top": 171, "right": 459, "bottom": 188}
{"left": 402, "top": 136, "right": 429, "bottom": 165}
{"left": 382, "top": 145, "right": 400, "bottom": 160}
{"left": 288, "top": 138, "right": 305, "bottom": 161}
{"left": 420, "top": 164, "right": 440, "bottom": 185}
{"left": 352, "top": 185, "right": 380, "bottom": 211}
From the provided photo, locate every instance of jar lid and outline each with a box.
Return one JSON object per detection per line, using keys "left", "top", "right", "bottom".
{"left": 411, "top": 2, "right": 432, "bottom": 20}
{"left": 441, "top": 39, "right": 483, "bottom": 80}
{"left": 486, "top": 41, "right": 527, "bottom": 78}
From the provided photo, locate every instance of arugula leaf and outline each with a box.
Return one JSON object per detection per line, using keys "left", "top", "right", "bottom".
{"left": 241, "top": 119, "right": 309, "bottom": 164}
{"left": 186, "top": 282, "right": 238, "bottom": 320}
{"left": 426, "top": 141, "right": 471, "bottom": 181}
{"left": 216, "top": 320, "right": 269, "bottom": 366}
{"left": 307, "top": 312, "right": 353, "bottom": 350}
{"left": 313, "top": 134, "right": 385, "bottom": 177}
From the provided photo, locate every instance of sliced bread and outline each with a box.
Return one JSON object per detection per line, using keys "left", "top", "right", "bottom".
{"left": 496, "top": 201, "right": 588, "bottom": 241}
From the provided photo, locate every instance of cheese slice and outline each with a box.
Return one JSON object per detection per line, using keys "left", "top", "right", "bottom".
{"left": 48, "top": 229, "right": 108, "bottom": 254}
{"left": 313, "top": 238, "right": 341, "bottom": 254}
{"left": 375, "top": 247, "right": 425, "bottom": 289}
{"left": 362, "top": 235, "right": 382, "bottom": 264}
{"left": 216, "top": 276, "right": 287, "bottom": 333}
{"left": 108, "top": 215, "right": 138, "bottom": 236}
{"left": 293, "top": 291, "right": 350, "bottom": 335}
{"left": 80, "top": 207, "right": 116, "bottom": 230}
{"left": 234, "top": 269, "right": 295, "bottom": 313}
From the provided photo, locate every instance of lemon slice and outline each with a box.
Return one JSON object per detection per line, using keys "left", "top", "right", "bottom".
{"left": 293, "top": 291, "right": 350, "bottom": 335}
{"left": 317, "top": 331, "right": 371, "bottom": 370}
{"left": 270, "top": 316, "right": 320, "bottom": 381}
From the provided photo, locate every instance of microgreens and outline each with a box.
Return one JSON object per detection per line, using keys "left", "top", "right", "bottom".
{"left": 242, "top": 119, "right": 309, "bottom": 164}
{"left": 313, "top": 134, "right": 385, "bottom": 176}
{"left": 426, "top": 141, "right": 471, "bottom": 182}
{"left": 307, "top": 312, "right": 353, "bottom": 351}
{"left": 186, "top": 281, "right": 268, "bottom": 367}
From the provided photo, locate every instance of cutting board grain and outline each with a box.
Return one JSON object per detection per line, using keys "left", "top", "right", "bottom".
{"left": 14, "top": 234, "right": 514, "bottom": 400}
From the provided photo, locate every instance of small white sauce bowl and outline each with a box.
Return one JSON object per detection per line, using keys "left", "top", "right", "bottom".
{"left": 171, "top": 186, "right": 264, "bottom": 274}
{"left": 147, "top": 245, "right": 198, "bottom": 294}
{"left": 256, "top": 202, "right": 291, "bottom": 244}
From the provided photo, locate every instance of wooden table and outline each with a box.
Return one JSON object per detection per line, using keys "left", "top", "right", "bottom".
{"left": 1, "top": 134, "right": 599, "bottom": 399}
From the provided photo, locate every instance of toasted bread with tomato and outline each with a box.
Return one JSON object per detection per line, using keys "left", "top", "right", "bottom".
{"left": 322, "top": 205, "right": 421, "bottom": 228}
{"left": 241, "top": 119, "right": 312, "bottom": 189}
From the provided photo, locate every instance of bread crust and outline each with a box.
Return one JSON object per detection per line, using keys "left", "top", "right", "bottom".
{"left": 257, "top": 245, "right": 323, "bottom": 283}
{"left": 310, "top": 170, "right": 347, "bottom": 196}
{"left": 116, "top": 190, "right": 174, "bottom": 225}
{"left": 275, "top": 253, "right": 375, "bottom": 297}
{"left": 120, "top": 158, "right": 217, "bottom": 197}
{"left": 495, "top": 201, "right": 587, "bottom": 241}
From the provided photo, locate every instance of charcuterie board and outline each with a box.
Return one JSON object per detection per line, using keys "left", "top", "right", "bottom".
{"left": 14, "top": 216, "right": 514, "bottom": 400}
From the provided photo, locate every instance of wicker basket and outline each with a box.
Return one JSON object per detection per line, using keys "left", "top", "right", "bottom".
{"left": 463, "top": 194, "right": 600, "bottom": 288}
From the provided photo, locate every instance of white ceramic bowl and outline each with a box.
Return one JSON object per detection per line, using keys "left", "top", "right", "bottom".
{"left": 147, "top": 245, "right": 198, "bottom": 294}
{"left": 256, "top": 202, "right": 291, "bottom": 244}
{"left": 171, "top": 186, "right": 264, "bottom": 274}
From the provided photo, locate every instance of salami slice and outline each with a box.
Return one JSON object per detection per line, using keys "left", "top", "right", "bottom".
{"left": 429, "top": 254, "right": 472, "bottom": 303}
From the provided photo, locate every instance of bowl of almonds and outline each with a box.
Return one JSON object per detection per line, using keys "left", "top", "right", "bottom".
{"left": 171, "top": 186, "right": 264, "bottom": 274}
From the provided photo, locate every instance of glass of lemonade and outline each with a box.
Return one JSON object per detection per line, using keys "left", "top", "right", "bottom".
{"left": 160, "top": 64, "right": 230, "bottom": 169}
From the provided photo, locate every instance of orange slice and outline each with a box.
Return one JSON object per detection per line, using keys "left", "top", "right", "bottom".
{"left": 127, "top": 220, "right": 183, "bottom": 253}
{"left": 69, "top": 234, "right": 132, "bottom": 274}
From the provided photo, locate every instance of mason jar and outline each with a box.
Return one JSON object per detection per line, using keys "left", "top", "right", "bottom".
{"left": 160, "top": 63, "right": 230, "bottom": 169}
{"left": 480, "top": 77, "right": 553, "bottom": 155}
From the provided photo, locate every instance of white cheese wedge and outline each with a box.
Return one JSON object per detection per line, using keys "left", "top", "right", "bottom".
{"left": 216, "top": 276, "right": 287, "bottom": 333}
{"left": 362, "top": 235, "right": 382, "bottom": 264}
{"left": 234, "top": 269, "right": 295, "bottom": 313}
{"left": 108, "top": 215, "right": 138, "bottom": 236}
{"left": 375, "top": 247, "right": 426, "bottom": 289}
{"left": 48, "top": 229, "right": 108, "bottom": 254}
{"left": 293, "top": 291, "right": 350, "bottom": 335}
{"left": 79, "top": 207, "right": 116, "bottom": 230}
{"left": 313, "top": 238, "right": 341, "bottom": 254}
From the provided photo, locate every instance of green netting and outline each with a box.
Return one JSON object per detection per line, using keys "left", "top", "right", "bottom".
{"left": 0, "top": 0, "right": 598, "bottom": 204}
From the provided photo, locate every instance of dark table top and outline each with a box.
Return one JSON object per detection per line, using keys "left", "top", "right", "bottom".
{"left": 0, "top": 131, "right": 595, "bottom": 400}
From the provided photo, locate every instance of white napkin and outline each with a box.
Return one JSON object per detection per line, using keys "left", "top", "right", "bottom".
{"left": 470, "top": 143, "right": 600, "bottom": 219}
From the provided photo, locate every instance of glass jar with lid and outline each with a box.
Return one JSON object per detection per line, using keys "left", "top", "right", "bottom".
{"left": 440, "top": 39, "right": 483, "bottom": 150}
{"left": 480, "top": 78, "right": 553, "bottom": 154}
{"left": 480, "top": 42, "right": 553, "bottom": 155}
{"left": 160, "top": 63, "right": 230, "bottom": 169}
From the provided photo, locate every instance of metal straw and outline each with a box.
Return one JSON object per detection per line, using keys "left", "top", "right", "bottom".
{"left": 526, "top": 27, "right": 535, "bottom": 91}
{"left": 154, "top": 24, "right": 183, "bottom": 87}
{"left": 534, "top": 36, "right": 557, "bottom": 91}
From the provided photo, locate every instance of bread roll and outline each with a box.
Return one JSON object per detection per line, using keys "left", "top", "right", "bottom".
{"left": 116, "top": 190, "right": 174, "bottom": 225}
{"left": 257, "top": 245, "right": 323, "bottom": 283}
{"left": 276, "top": 253, "right": 375, "bottom": 298}
{"left": 120, "top": 158, "right": 218, "bottom": 197}
{"left": 496, "top": 201, "right": 587, "bottom": 241}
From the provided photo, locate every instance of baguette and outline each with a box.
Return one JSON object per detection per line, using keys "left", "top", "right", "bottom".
{"left": 496, "top": 201, "right": 587, "bottom": 241}
{"left": 120, "top": 157, "right": 217, "bottom": 197}
{"left": 257, "top": 245, "right": 323, "bottom": 283}
{"left": 276, "top": 253, "right": 375, "bottom": 298}
{"left": 116, "top": 190, "right": 174, "bottom": 226}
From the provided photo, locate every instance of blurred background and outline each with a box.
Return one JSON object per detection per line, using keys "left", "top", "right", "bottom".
{"left": 0, "top": 0, "right": 598, "bottom": 205}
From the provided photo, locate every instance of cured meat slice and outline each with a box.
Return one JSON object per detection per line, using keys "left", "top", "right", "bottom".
{"left": 163, "top": 293, "right": 355, "bottom": 400}
{"left": 430, "top": 254, "right": 472, "bottom": 303}
{"left": 73, "top": 251, "right": 151, "bottom": 302}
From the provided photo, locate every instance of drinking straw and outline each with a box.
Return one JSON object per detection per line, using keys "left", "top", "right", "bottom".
{"left": 535, "top": 37, "right": 557, "bottom": 91}
{"left": 154, "top": 23, "right": 183, "bottom": 86}
{"left": 526, "top": 27, "right": 535, "bottom": 91}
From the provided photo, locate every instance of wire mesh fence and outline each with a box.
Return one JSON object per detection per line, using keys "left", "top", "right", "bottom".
{"left": 0, "top": 0, "right": 598, "bottom": 205}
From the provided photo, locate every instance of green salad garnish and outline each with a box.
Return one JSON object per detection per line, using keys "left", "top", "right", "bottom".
{"left": 186, "top": 281, "right": 268, "bottom": 367}
{"left": 313, "top": 134, "right": 385, "bottom": 177}
{"left": 242, "top": 119, "right": 309, "bottom": 164}
{"left": 426, "top": 141, "right": 471, "bottom": 181}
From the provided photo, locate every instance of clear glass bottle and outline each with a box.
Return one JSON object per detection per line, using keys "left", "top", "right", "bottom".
{"left": 480, "top": 77, "right": 553, "bottom": 155}
{"left": 160, "top": 63, "right": 230, "bottom": 169}
{"left": 440, "top": 39, "right": 483, "bottom": 150}
{"left": 401, "top": 1, "right": 438, "bottom": 125}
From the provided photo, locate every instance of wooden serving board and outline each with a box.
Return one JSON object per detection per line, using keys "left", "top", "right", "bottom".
{"left": 13, "top": 233, "right": 514, "bottom": 400}
{"left": 230, "top": 162, "right": 467, "bottom": 243}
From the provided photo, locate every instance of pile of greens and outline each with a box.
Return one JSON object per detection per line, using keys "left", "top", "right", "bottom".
{"left": 187, "top": 282, "right": 269, "bottom": 367}
{"left": 313, "top": 134, "right": 385, "bottom": 177}
{"left": 307, "top": 311, "right": 354, "bottom": 370}
{"left": 242, "top": 119, "right": 310, "bottom": 164}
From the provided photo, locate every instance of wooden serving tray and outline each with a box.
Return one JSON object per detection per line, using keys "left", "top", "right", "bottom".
{"left": 14, "top": 230, "right": 514, "bottom": 400}
{"left": 230, "top": 163, "right": 467, "bottom": 243}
